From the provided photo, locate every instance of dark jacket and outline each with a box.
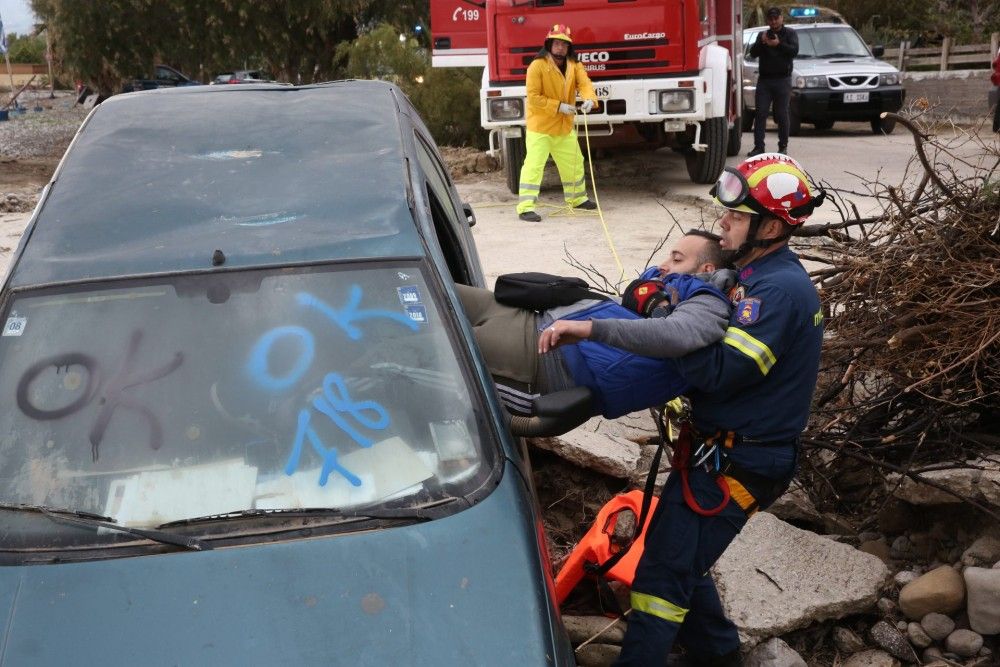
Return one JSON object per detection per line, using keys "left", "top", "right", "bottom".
{"left": 676, "top": 245, "right": 823, "bottom": 442}
{"left": 750, "top": 26, "right": 799, "bottom": 79}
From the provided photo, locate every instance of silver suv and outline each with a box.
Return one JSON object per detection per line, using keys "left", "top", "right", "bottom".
{"left": 743, "top": 22, "right": 904, "bottom": 135}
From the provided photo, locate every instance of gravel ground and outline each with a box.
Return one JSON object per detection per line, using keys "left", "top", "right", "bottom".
{"left": 0, "top": 90, "right": 88, "bottom": 160}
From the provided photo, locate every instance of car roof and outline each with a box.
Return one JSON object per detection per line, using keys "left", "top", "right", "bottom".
{"left": 746, "top": 22, "right": 848, "bottom": 31}
{"left": 11, "top": 81, "right": 425, "bottom": 288}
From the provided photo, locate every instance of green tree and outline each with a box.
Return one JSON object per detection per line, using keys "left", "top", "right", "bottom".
{"left": 5, "top": 32, "right": 47, "bottom": 63}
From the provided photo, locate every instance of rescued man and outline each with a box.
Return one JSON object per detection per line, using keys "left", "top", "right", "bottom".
{"left": 457, "top": 230, "right": 734, "bottom": 418}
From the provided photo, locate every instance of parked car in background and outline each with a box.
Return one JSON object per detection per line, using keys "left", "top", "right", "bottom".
{"left": 211, "top": 69, "right": 273, "bottom": 84}
{"left": 990, "top": 46, "right": 999, "bottom": 132}
{"left": 0, "top": 80, "right": 576, "bottom": 666}
{"left": 743, "top": 21, "right": 904, "bottom": 135}
{"left": 121, "top": 64, "right": 201, "bottom": 93}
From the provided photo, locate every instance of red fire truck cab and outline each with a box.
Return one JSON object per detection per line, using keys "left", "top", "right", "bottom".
{"left": 431, "top": 0, "right": 743, "bottom": 191}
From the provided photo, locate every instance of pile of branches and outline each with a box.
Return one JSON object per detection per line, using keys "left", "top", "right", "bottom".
{"left": 796, "top": 114, "right": 1000, "bottom": 517}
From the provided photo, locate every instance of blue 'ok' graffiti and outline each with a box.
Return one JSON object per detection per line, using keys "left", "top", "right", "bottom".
{"left": 246, "top": 286, "right": 420, "bottom": 487}
{"left": 286, "top": 372, "right": 390, "bottom": 486}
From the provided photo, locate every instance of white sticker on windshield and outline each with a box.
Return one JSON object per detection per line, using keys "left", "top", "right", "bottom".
{"left": 2, "top": 312, "right": 26, "bottom": 337}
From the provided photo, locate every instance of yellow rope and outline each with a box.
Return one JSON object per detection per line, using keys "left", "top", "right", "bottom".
{"left": 579, "top": 108, "right": 625, "bottom": 282}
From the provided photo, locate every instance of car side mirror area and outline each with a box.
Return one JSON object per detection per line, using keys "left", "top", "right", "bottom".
{"left": 871, "top": 44, "right": 885, "bottom": 57}
{"left": 506, "top": 387, "right": 594, "bottom": 438}
{"left": 463, "top": 201, "right": 477, "bottom": 227}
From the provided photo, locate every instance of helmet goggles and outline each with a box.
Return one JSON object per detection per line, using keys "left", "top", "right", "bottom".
{"left": 710, "top": 167, "right": 769, "bottom": 218}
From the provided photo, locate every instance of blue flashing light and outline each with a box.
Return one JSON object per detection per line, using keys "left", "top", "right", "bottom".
{"left": 788, "top": 7, "right": 820, "bottom": 17}
{"left": 414, "top": 24, "right": 423, "bottom": 33}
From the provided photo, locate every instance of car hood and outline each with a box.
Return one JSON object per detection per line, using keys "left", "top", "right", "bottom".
{"left": 794, "top": 57, "right": 899, "bottom": 76}
{"left": 0, "top": 464, "right": 566, "bottom": 666}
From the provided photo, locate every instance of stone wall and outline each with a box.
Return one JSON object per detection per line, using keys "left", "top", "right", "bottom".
{"left": 903, "top": 70, "right": 996, "bottom": 125}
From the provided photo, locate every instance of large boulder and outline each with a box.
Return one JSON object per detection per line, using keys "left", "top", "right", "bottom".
{"left": 963, "top": 566, "right": 1000, "bottom": 635}
{"left": 713, "top": 512, "right": 889, "bottom": 643}
{"left": 898, "top": 565, "right": 966, "bottom": 619}
{"left": 889, "top": 459, "right": 1000, "bottom": 508}
{"left": 531, "top": 426, "right": 641, "bottom": 478}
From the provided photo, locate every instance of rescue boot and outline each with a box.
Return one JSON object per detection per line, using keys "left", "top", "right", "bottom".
{"left": 518, "top": 211, "right": 542, "bottom": 222}
{"left": 574, "top": 199, "right": 598, "bottom": 210}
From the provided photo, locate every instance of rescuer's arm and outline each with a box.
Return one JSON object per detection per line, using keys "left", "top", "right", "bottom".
{"left": 778, "top": 27, "right": 799, "bottom": 58}
{"left": 675, "top": 282, "right": 800, "bottom": 397}
{"left": 526, "top": 60, "right": 560, "bottom": 116}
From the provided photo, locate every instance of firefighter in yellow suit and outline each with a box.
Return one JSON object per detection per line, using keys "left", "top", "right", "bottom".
{"left": 516, "top": 24, "right": 599, "bottom": 222}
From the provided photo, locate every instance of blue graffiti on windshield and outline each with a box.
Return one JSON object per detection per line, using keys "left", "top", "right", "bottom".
{"left": 296, "top": 287, "right": 418, "bottom": 341}
{"left": 246, "top": 325, "right": 315, "bottom": 392}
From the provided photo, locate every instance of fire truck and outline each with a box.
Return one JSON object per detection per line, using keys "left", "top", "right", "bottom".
{"left": 430, "top": 0, "right": 744, "bottom": 191}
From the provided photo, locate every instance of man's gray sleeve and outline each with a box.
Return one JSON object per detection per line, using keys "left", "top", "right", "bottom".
{"left": 587, "top": 294, "right": 730, "bottom": 358}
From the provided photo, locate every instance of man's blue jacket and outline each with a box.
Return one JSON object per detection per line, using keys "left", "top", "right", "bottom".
{"left": 558, "top": 273, "right": 727, "bottom": 419}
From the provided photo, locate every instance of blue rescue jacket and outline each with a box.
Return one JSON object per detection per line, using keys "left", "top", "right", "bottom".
{"left": 676, "top": 246, "right": 823, "bottom": 442}
{"left": 558, "top": 273, "right": 728, "bottom": 419}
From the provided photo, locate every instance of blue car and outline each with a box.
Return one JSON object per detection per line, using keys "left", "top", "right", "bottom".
{"left": 0, "top": 81, "right": 575, "bottom": 665}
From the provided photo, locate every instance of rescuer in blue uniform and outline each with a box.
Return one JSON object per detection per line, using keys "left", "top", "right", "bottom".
{"left": 613, "top": 153, "right": 826, "bottom": 667}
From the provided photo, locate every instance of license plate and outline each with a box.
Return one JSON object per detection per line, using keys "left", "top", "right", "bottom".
{"left": 843, "top": 92, "right": 869, "bottom": 103}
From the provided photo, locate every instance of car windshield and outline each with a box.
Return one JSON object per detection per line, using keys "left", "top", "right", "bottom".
{"left": 0, "top": 263, "right": 492, "bottom": 543}
{"left": 798, "top": 27, "right": 871, "bottom": 58}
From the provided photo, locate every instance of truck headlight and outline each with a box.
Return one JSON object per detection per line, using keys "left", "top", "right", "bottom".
{"left": 879, "top": 72, "right": 900, "bottom": 86}
{"left": 794, "top": 75, "right": 826, "bottom": 88}
{"left": 487, "top": 98, "right": 524, "bottom": 121}
{"left": 655, "top": 90, "right": 694, "bottom": 113}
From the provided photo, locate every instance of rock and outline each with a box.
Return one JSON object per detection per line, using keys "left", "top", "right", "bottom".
{"left": 822, "top": 513, "right": 857, "bottom": 535}
{"left": 532, "top": 428, "right": 640, "bottom": 478}
{"left": 877, "top": 597, "right": 898, "bottom": 617}
{"left": 906, "top": 622, "right": 932, "bottom": 649}
{"left": 889, "top": 535, "right": 912, "bottom": 560}
{"left": 898, "top": 565, "right": 966, "bottom": 619}
{"left": 889, "top": 459, "right": 1000, "bottom": 508}
{"left": 842, "top": 649, "right": 902, "bottom": 667}
{"left": 713, "top": 513, "right": 889, "bottom": 643}
{"left": 894, "top": 621, "right": 907, "bottom": 632}
{"left": 562, "top": 615, "right": 626, "bottom": 645}
{"left": 860, "top": 539, "right": 892, "bottom": 563}
{"left": 832, "top": 626, "right": 867, "bottom": 655}
{"left": 943, "top": 629, "right": 983, "bottom": 658}
{"left": 574, "top": 642, "right": 620, "bottom": 666}
{"left": 920, "top": 612, "right": 956, "bottom": 641}
{"left": 963, "top": 567, "right": 1000, "bottom": 635}
{"left": 868, "top": 621, "right": 919, "bottom": 662}
{"left": 922, "top": 646, "right": 944, "bottom": 662}
{"left": 894, "top": 571, "right": 919, "bottom": 587}
{"left": 764, "top": 486, "right": 823, "bottom": 526}
{"left": 962, "top": 534, "right": 1000, "bottom": 567}
{"left": 744, "top": 637, "right": 806, "bottom": 667}
{"left": 878, "top": 500, "right": 917, "bottom": 534}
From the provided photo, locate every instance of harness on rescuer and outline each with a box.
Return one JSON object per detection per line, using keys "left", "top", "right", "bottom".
{"left": 554, "top": 400, "right": 792, "bottom": 606}
{"left": 710, "top": 152, "right": 826, "bottom": 263}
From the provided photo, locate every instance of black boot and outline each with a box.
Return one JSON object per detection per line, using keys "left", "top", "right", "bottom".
{"left": 518, "top": 211, "right": 542, "bottom": 222}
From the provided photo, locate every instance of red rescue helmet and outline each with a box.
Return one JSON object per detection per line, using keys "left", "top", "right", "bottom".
{"left": 710, "top": 153, "right": 824, "bottom": 225}
{"left": 546, "top": 24, "right": 573, "bottom": 43}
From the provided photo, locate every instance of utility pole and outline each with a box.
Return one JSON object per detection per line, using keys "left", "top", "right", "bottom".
{"left": 44, "top": 27, "right": 54, "bottom": 98}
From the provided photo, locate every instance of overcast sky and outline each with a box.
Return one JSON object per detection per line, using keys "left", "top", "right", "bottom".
{"left": 0, "top": 0, "right": 35, "bottom": 36}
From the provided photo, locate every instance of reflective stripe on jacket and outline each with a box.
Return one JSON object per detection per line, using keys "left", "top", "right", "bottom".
{"left": 525, "top": 55, "right": 597, "bottom": 136}
{"left": 558, "top": 274, "right": 728, "bottom": 419}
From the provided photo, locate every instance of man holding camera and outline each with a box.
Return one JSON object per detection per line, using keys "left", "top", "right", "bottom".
{"left": 748, "top": 7, "right": 799, "bottom": 156}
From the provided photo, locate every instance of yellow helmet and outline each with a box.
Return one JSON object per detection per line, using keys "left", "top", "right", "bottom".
{"left": 546, "top": 24, "right": 572, "bottom": 43}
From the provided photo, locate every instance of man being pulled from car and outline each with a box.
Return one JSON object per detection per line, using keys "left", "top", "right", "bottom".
{"left": 456, "top": 230, "right": 735, "bottom": 418}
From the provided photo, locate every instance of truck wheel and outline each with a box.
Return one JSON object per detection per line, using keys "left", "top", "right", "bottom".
{"left": 871, "top": 117, "right": 896, "bottom": 135}
{"left": 741, "top": 112, "right": 755, "bottom": 132}
{"left": 685, "top": 117, "right": 727, "bottom": 184}
{"left": 788, "top": 109, "right": 802, "bottom": 136}
{"left": 503, "top": 134, "right": 526, "bottom": 195}
{"left": 814, "top": 119, "right": 834, "bottom": 131}
{"left": 726, "top": 118, "right": 742, "bottom": 156}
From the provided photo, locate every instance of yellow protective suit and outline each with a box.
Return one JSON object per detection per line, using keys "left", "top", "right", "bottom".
{"left": 517, "top": 55, "right": 598, "bottom": 214}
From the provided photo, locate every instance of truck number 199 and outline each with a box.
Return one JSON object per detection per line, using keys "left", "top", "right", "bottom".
{"left": 452, "top": 7, "right": 480, "bottom": 21}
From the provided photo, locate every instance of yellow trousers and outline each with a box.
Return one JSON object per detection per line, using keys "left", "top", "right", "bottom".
{"left": 516, "top": 130, "right": 589, "bottom": 214}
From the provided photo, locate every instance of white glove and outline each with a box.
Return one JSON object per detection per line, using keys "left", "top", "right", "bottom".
{"left": 580, "top": 99, "right": 595, "bottom": 113}
{"left": 558, "top": 102, "right": 576, "bottom": 115}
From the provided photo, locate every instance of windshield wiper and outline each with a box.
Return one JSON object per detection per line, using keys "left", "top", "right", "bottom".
{"left": 0, "top": 503, "right": 210, "bottom": 551}
{"left": 158, "top": 497, "right": 468, "bottom": 529}
{"left": 817, "top": 52, "right": 862, "bottom": 58}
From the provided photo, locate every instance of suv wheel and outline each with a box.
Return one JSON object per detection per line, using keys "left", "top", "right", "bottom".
{"left": 871, "top": 117, "right": 896, "bottom": 135}
{"left": 788, "top": 108, "right": 802, "bottom": 136}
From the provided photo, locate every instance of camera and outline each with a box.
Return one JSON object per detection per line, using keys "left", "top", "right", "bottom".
{"left": 766, "top": 30, "right": 776, "bottom": 40}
